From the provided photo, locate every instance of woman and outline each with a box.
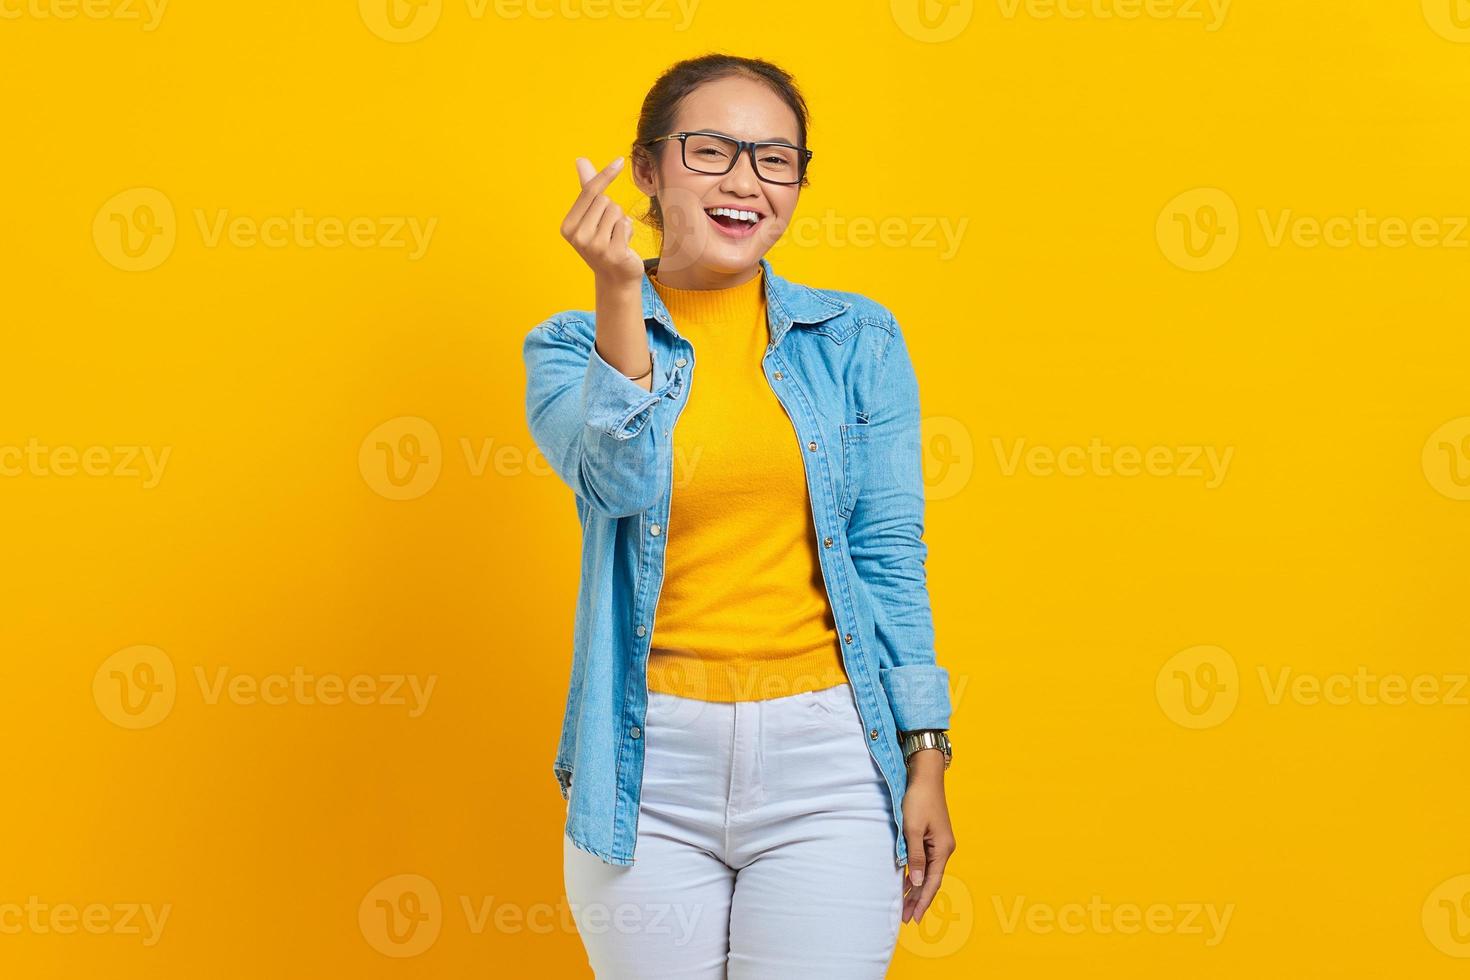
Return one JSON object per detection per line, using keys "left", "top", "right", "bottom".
{"left": 523, "top": 53, "right": 957, "bottom": 978}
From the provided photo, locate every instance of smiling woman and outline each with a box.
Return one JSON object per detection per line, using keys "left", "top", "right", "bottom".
{"left": 624, "top": 62, "right": 810, "bottom": 289}
{"left": 525, "top": 52, "right": 956, "bottom": 979}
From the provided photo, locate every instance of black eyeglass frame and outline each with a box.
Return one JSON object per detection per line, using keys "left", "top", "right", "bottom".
{"left": 640, "top": 131, "right": 814, "bottom": 186}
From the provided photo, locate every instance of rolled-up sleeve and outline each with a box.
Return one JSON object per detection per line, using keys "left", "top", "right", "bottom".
{"left": 523, "top": 315, "right": 675, "bottom": 518}
{"left": 846, "top": 315, "right": 953, "bottom": 733}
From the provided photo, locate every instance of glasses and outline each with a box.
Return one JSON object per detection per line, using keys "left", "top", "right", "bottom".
{"left": 641, "top": 131, "right": 813, "bottom": 186}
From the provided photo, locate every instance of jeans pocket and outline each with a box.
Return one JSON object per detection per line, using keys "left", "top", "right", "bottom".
{"left": 810, "top": 683, "right": 856, "bottom": 727}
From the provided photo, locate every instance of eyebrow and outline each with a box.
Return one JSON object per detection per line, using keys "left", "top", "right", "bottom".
{"left": 691, "top": 128, "right": 799, "bottom": 145}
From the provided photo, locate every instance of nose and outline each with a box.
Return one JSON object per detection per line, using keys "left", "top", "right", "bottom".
{"left": 718, "top": 147, "right": 762, "bottom": 197}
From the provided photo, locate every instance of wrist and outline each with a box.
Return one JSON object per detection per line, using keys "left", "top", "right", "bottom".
{"left": 595, "top": 271, "right": 642, "bottom": 295}
{"left": 905, "top": 749, "right": 946, "bottom": 782}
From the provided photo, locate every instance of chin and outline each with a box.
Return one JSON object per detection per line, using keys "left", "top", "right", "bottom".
{"left": 693, "top": 252, "right": 752, "bottom": 276}
{"left": 702, "top": 245, "right": 768, "bottom": 275}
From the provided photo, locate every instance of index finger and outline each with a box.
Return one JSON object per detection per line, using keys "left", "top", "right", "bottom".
{"left": 565, "top": 155, "right": 626, "bottom": 228}
{"left": 575, "top": 156, "right": 624, "bottom": 196}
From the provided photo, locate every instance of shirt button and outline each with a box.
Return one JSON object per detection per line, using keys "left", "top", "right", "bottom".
{"left": 675, "top": 358, "right": 687, "bottom": 368}
{"left": 636, "top": 625, "right": 647, "bottom": 637}
{"left": 823, "top": 537, "right": 833, "bottom": 548}
{"left": 650, "top": 523, "right": 661, "bottom": 536}
{"left": 773, "top": 370, "right": 783, "bottom": 380}
{"left": 807, "top": 440, "right": 818, "bottom": 451}
{"left": 844, "top": 633, "right": 852, "bottom": 643}
{"left": 869, "top": 728, "right": 879, "bottom": 740}
{"left": 631, "top": 726, "right": 642, "bottom": 739}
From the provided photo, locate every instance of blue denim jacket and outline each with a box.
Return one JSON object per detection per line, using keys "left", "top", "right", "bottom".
{"left": 523, "top": 256, "right": 952, "bottom": 871}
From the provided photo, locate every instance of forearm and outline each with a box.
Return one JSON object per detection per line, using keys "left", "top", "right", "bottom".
{"left": 592, "top": 275, "right": 652, "bottom": 392}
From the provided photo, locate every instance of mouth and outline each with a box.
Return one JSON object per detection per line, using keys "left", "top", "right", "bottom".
{"left": 703, "top": 205, "right": 765, "bottom": 240}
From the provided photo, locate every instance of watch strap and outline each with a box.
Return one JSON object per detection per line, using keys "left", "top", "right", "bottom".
{"left": 900, "top": 729, "right": 952, "bottom": 770}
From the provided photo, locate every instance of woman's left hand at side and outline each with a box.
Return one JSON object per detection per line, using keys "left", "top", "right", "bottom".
{"left": 900, "top": 752, "right": 956, "bottom": 925}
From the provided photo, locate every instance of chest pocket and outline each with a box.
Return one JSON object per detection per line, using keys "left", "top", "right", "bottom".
{"left": 837, "top": 414, "right": 870, "bottom": 519}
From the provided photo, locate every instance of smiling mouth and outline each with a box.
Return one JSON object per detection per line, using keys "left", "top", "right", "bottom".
{"left": 704, "top": 206, "right": 764, "bottom": 239}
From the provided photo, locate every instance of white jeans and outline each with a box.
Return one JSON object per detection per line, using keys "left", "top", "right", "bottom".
{"left": 563, "top": 681, "right": 904, "bottom": 979}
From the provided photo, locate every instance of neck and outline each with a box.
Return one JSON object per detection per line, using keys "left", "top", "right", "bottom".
{"left": 651, "top": 257, "right": 761, "bottom": 291}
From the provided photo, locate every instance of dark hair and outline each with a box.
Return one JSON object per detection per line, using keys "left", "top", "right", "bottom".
{"left": 632, "top": 53, "right": 811, "bottom": 235}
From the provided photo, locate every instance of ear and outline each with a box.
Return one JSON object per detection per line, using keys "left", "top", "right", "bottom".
{"left": 630, "top": 148, "right": 658, "bottom": 197}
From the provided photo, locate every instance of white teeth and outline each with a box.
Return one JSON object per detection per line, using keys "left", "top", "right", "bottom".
{"left": 706, "top": 206, "right": 760, "bottom": 223}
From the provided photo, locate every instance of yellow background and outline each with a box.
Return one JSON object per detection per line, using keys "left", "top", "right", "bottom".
{"left": 2, "top": 0, "right": 1468, "bottom": 976}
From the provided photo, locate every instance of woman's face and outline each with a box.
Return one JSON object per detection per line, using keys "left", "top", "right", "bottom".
{"left": 633, "top": 74, "right": 803, "bottom": 287}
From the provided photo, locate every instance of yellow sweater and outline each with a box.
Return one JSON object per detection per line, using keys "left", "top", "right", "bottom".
{"left": 645, "top": 268, "right": 850, "bottom": 702}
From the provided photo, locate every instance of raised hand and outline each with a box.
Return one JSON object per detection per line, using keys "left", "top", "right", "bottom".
{"left": 560, "top": 157, "right": 644, "bottom": 286}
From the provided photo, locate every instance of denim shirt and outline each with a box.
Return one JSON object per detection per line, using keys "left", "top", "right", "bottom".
{"left": 522, "top": 255, "right": 952, "bottom": 871}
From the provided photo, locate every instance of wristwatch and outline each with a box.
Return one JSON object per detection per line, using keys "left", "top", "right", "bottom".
{"left": 899, "top": 729, "right": 952, "bottom": 770}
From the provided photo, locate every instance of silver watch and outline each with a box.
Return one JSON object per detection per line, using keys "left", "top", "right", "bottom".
{"left": 899, "top": 729, "right": 952, "bottom": 770}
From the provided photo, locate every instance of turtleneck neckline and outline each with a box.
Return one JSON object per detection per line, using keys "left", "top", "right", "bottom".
{"left": 650, "top": 268, "right": 766, "bottom": 327}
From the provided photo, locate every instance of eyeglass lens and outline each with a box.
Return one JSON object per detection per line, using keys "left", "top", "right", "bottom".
{"left": 682, "top": 133, "right": 802, "bottom": 182}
